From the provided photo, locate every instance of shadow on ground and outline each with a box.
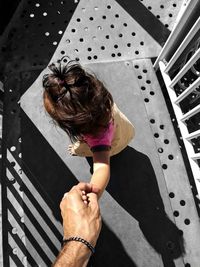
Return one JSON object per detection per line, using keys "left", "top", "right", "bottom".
{"left": 87, "top": 146, "right": 185, "bottom": 267}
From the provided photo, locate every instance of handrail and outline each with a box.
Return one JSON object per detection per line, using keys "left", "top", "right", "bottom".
{"left": 154, "top": 0, "right": 199, "bottom": 70}
{"left": 165, "top": 16, "right": 200, "bottom": 73}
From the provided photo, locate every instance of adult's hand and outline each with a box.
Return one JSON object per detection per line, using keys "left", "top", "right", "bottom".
{"left": 52, "top": 183, "right": 101, "bottom": 267}
{"left": 60, "top": 182, "right": 101, "bottom": 247}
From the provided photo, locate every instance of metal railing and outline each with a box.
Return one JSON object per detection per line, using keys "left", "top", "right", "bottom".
{"left": 154, "top": 0, "right": 200, "bottom": 198}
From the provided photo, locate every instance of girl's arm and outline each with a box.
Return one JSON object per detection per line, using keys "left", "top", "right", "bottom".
{"left": 90, "top": 150, "right": 111, "bottom": 199}
{"left": 84, "top": 121, "right": 114, "bottom": 198}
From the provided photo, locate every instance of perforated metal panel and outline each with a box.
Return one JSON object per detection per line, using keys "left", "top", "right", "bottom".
{"left": 50, "top": 0, "right": 162, "bottom": 64}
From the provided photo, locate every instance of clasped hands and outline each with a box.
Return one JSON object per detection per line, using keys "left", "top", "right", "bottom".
{"left": 60, "top": 182, "right": 102, "bottom": 248}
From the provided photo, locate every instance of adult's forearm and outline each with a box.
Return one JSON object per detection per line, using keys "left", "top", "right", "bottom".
{"left": 52, "top": 243, "right": 91, "bottom": 267}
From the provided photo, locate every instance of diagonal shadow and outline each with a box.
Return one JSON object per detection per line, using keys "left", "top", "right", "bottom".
{"left": 87, "top": 146, "right": 185, "bottom": 267}
{"left": 116, "top": 0, "right": 170, "bottom": 46}
{"left": 21, "top": 110, "right": 136, "bottom": 266}
{"left": 88, "top": 220, "right": 136, "bottom": 267}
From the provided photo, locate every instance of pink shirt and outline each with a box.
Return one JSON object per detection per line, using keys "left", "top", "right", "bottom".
{"left": 83, "top": 121, "right": 115, "bottom": 149}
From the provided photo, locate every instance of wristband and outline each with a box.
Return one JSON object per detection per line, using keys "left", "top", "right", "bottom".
{"left": 63, "top": 236, "right": 95, "bottom": 254}
{"left": 91, "top": 145, "right": 111, "bottom": 153}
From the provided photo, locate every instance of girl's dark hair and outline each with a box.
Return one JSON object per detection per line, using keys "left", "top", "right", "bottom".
{"left": 42, "top": 59, "right": 114, "bottom": 142}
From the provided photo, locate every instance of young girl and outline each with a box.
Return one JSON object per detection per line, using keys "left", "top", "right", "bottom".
{"left": 42, "top": 59, "right": 135, "bottom": 198}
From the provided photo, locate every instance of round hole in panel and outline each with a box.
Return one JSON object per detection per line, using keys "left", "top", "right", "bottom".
{"left": 30, "top": 13, "right": 35, "bottom": 18}
{"left": 160, "top": 5, "right": 164, "bottom": 9}
{"left": 157, "top": 15, "right": 160, "bottom": 19}
{"left": 164, "top": 139, "right": 169, "bottom": 144}
{"left": 117, "top": 53, "right": 121, "bottom": 57}
{"left": 13, "top": 248, "right": 18, "bottom": 255}
{"left": 158, "top": 148, "right": 164, "bottom": 153}
{"left": 154, "top": 133, "right": 159, "bottom": 138}
{"left": 58, "top": 30, "right": 63, "bottom": 34}
{"left": 119, "top": 33, "right": 123, "bottom": 38}
{"left": 19, "top": 153, "right": 22, "bottom": 158}
{"left": 45, "top": 32, "right": 50, "bottom": 36}
{"left": 88, "top": 47, "right": 92, "bottom": 51}
{"left": 148, "top": 6, "right": 152, "bottom": 10}
{"left": 111, "top": 53, "right": 116, "bottom": 57}
{"left": 21, "top": 216, "right": 25, "bottom": 223}
{"left": 173, "top": 211, "right": 179, "bottom": 217}
{"left": 143, "top": 69, "right": 147, "bottom": 73}
{"left": 168, "top": 154, "right": 174, "bottom": 160}
{"left": 93, "top": 55, "right": 98, "bottom": 59}
{"left": 146, "top": 80, "right": 151, "bottom": 84}
{"left": 184, "top": 219, "right": 190, "bottom": 225}
{"left": 127, "top": 43, "right": 131, "bottom": 47}
{"left": 88, "top": 56, "right": 92, "bottom": 60}
{"left": 132, "top": 32, "right": 136, "bottom": 36}
{"left": 107, "top": 5, "right": 111, "bottom": 9}
{"left": 106, "top": 35, "right": 110, "bottom": 39}
{"left": 115, "top": 14, "right": 119, "bottom": 18}
{"left": 89, "top": 17, "right": 94, "bottom": 21}
{"left": 134, "top": 65, "right": 139, "bottom": 69}
{"left": 102, "top": 15, "right": 106, "bottom": 19}
{"left": 180, "top": 200, "right": 186, "bottom": 206}
{"left": 150, "top": 91, "right": 155, "bottom": 95}
{"left": 138, "top": 75, "right": 142, "bottom": 79}
{"left": 144, "top": 98, "right": 149, "bottom": 103}
{"left": 150, "top": 119, "right": 155, "bottom": 124}
{"left": 140, "top": 41, "right": 144, "bottom": 46}
{"left": 43, "top": 12, "right": 48, "bottom": 16}
{"left": 10, "top": 146, "right": 16, "bottom": 152}
{"left": 162, "top": 164, "right": 168, "bottom": 169}
{"left": 135, "top": 51, "right": 139, "bottom": 55}
{"left": 110, "top": 24, "right": 114, "bottom": 28}
{"left": 173, "top": 3, "right": 177, "bottom": 7}
{"left": 169, "top": 13, "right": 173, "bottom": 17}
{"left": 141, "top": 86, "right": 146, "bottom": 90}
{"left": 79, "top": 38, "right": 84, "bottom": 42}
{"left": 160, "top": 125, "right": 164, "bottom": 130}
{"left": 123, "top": 23, "right": 127, "bottom": 27}
{"left": 71, "top": 28, "right": 76, "bottom": 33}
{"left": 165, "top": 24, "right": 169, "bottom": 28}
{"left": 12, "top": 228, "right": 18, "bottom": 234}
{"left": 101, "top": 46, "right": 105, "bottom": 50}
{"left": 53, "top": 41, "right": 58, "bottom": 46}
{"left": 185, "top": 263, "right": 191, "bottom": 267}
{"left": 114, "top": 44, "right": 118, "bottom": 49}
{"left": 169, "top": 192, "right": 175, "bottom": 198}
{"left": 61, "top": 50, "right": 65, "bottom": 54}
{"left": 10, "top": 161, "right": 16, "bottom": 167}
{"left": 35, "top": 3, "right": 40, "bottom": 7}
{"left": 77, "top": 18, "right": 81, "bottom": 22}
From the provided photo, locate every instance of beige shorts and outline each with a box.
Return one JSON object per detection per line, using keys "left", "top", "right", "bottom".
{"left": 71, "top": 103, "right": 135, "bottom": 157}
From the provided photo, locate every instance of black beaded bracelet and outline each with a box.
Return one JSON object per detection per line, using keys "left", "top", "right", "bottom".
{"left": 63, "top": 237, "right": 95, "bottom": 254}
